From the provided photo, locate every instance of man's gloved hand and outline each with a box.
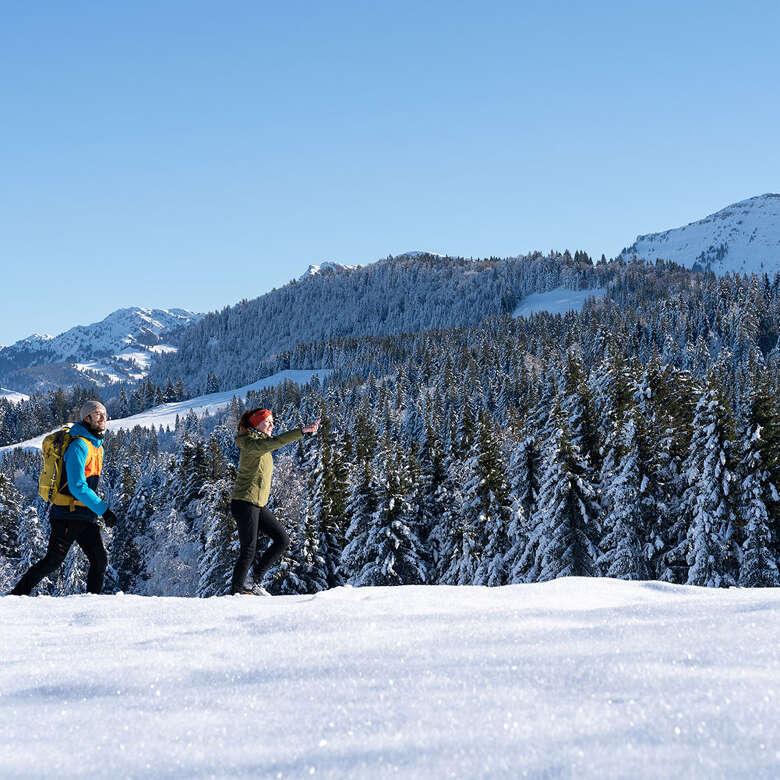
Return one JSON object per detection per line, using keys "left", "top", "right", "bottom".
{"left": 101, "top": 508, "right": 118, "bottom": 528}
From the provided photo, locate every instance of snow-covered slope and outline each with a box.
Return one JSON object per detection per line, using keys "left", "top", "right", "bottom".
{"left": 513, "top": 286, "right": 606, "bottom": 317}
{"left": 1, "top": 579, "right": 777, "bottom": 779}
{"left": 0, "top": 369, "right": 330, "bottom": 456}
{"left": 0, "top": 387, "right": 29, "bottom": 404}
{"left": 620, "top": 194, "right": 780, "bottom": 275}
{"left": 0, "top": 307, "right": 202, "bottom": 393}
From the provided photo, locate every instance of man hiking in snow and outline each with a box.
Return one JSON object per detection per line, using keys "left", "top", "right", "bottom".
{"left": 230, "top": 408, "right": 320, "bottom": 595}
{"left": 10, "top": 401, "right": 119, "bottom": 596}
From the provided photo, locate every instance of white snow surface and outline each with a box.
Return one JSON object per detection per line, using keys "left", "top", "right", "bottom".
{"left": 0, "top": 369, "right": 330, "bottom": 456}
{"left": 0, "top": 387, "right": 29, "bottom": 404}
{"left": 513, "top": 287, "right": 606, "bottom": 318}
{"left": 620, "top": 193, "right": 780, "bottom": 276}
{"left": 1, "top": 579, "right": 778, "bottom": 779}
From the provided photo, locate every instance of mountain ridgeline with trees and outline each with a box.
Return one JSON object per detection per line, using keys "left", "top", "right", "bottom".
{"left": 148, "top": 251, "right": 604, "bottom": 393}
{"left": 2, "top": 252, "right": 780, "bottom": 595}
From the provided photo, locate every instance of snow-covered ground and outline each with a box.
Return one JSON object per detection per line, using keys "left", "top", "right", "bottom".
{"left": 1, "top": 579, "right": 777, "bottom": 779}
{"left": 513, "top": 287, "right": 606, "bottom": 318}
{"left": 0, "top": 387, "right": 29, "bottom": 404}
{"left": 0, "top": 369, "right": 330, "bottom": 457}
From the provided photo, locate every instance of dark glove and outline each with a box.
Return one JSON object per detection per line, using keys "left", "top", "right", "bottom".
{"left": 101, "top": 508, "right": 118, "bottom": 528}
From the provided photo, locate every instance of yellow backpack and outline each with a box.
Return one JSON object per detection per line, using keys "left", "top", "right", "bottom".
{"left": 38, "top": 425, "right": 79, "bottom": 504}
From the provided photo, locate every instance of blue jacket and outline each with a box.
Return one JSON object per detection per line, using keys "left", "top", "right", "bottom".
{"left": 62, "top": 422, "right": 108, "bottom": 517}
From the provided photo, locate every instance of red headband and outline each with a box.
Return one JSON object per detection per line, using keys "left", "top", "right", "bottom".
{"left": 249, "top": 409, "right": 272, "bottom": 429}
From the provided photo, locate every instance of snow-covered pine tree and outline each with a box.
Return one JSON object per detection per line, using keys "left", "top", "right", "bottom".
{"left": 682, "top": 381, "right": 739, "bottom": 588}
{"left": 505, "top": 432, "right": 540, "bottom": 582}
{"left": 12, "top": 505, "right": 46, "bottom": 593}
{"left": 533, "top": 408, "right": 601, "bottom": 582}
{"left": 350, "top": 441, "right": 426, "bottom": 586}
{"left": 415, "top": 415, "right": 448, "bottom": 578}
{"left": 341, "top": 457, "right": 379, "bottom": 583}
{"left": 563, "top": 352, "right": 600, "bottom": 472}
{"left": 470, "top": 411, "right": 513, "bottom": 586}
{"left": 0, "top": 472, "right": 21, "bottom": 561}
{"left": 112, "top": 467, "right": 159, "bottom": 593}
{"left": 737, "top": 377, "right": 780, "bottom": 587}
{"left": 738, "top": 423, "right": 780, "bottom": 587}
{"left": 0, "top": 472, "right": 23, "bottom": 592}
{"left": 265, "top": 451, "right": 317, "bottom": 594}
{"left": 196, "top": 475, "right": 236, "bottom": 597}
{"left": 597, "top": 413, "right": 652, "bottom": 580}
{"left": 273, "top": 495, "right": 328, "bottom": 594}
{"left": 309, "top": 415, "right": 347, "bottom": 587}
{"left": 138, "top": 458, "right": 200, "bottom": 596}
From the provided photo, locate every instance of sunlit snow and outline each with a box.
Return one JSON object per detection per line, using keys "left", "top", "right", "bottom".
{"left": 0, "top": 388, "right": 29, "bottom": 404}
{"left": 1, "top": 579, "right": 777, "bottom": 778}
{"left": 512, "top": 287, "right": 606, "bottom": 318}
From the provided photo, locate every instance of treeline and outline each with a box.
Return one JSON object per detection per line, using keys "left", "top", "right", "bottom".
{"left": 149, "top": 250, "right": 618, "bottom": 393}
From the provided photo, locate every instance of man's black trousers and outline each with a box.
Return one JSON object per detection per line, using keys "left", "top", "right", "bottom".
{"left": 230, "top": 499, "right": 290, "bottom": 594}
{"left": 11, "top": 515, "right": 107, "bottom": 595}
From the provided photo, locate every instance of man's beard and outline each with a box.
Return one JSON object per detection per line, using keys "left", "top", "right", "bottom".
{"left": 84, "top": 420, "right": 106, "bottom": 439}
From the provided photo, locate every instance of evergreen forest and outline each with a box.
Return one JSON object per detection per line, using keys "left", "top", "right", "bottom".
{"left": 1, "top": 254, "right": 779, "bottom": 594}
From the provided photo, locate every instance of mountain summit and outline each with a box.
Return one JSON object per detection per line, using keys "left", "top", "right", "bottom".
{"left": 620, "top": 194, "right": 780, "bottom": 275}
{"left": 299, "top": 261, "right": 359, "bottom": 280}
{"left": 0, "top": 307, "right": 202, "bottom": 393}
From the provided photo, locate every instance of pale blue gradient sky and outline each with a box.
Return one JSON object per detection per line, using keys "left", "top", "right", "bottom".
{"left": 1, "top": 0, "right": 778, "bottom": 345}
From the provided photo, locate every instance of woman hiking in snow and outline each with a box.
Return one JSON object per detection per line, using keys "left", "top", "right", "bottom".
{"left": 230, "top": 408, "right": 320, "bottom": 595}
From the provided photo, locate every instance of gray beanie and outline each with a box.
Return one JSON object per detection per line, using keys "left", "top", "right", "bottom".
{"left": 80, "top": 400, "right": 107, "bottom": 421}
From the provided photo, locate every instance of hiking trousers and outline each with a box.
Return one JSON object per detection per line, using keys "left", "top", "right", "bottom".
{"left": 11, "top": 515, "right": 107, "bottom": 595}
{"left": 230, "top": 499, "right": 290, "bottom": 594}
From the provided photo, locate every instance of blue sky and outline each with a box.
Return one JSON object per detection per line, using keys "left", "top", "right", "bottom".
{"left": 1, "top": 0, "right": 778, "bottom": 346}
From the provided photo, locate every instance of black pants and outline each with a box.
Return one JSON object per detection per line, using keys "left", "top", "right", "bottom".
{"left": 231, "top": 500, "right": 290, "bottom": 594}
{"left": 11, "top": 515, "right": 108, "bottom": 596}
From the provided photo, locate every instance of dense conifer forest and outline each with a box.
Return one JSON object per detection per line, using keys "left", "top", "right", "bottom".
{"left": 2, "top": 255, "right": 779, "bottom": 594}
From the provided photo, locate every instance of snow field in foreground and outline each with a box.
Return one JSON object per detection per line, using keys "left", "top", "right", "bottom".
{"left": 1, "top": 579, "right": 778, "bottom": 779}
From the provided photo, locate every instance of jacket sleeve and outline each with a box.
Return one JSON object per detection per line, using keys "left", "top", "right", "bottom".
{"left": 64, "top": 440, "right": 108, "bottom": 516}
{"left": 264, "top": 428, "right": 304, "bottom": 452}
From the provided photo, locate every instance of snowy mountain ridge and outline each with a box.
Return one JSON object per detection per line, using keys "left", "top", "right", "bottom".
{"left": 0, "top": 307, "right": 203, "bottom": 394}
{"left": 1, "top": 307, "right": 201, "bottom": 362}
{"left": 0, "top": 387, "right": 29, "bottom": 404}
{"left": 620, "top": 193, "right": 780, "bottom": 275}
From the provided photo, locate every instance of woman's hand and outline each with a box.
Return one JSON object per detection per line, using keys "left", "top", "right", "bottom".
{"left": 302, "top": 419, "right": 321, "bottom": 435}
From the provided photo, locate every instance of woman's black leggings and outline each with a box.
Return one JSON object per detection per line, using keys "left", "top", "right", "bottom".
{"left": 230, "top": 500, "right": 290, "bottom": 593}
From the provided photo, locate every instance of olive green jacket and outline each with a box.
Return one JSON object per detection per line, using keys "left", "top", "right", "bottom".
{"left": 231, "top": 428, "right": 304, "bottom": 507}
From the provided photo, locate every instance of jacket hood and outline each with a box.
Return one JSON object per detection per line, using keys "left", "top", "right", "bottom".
{"left": 70, "top": 421, "right": 105, "bottom": 448}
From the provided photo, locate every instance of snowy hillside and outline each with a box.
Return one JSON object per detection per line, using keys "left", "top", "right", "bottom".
{"left": 513, "top": 286, "right": 606, "bottom": 317}
{"left": 0, "top": 387, "right": 28, "bottom": 404}
{"left": 620, "top": 194, "right": 780, "bottom": 275}
{"left": 0, "top": 307, "right": 202, "bottom": 393}
{"left": 151, "top": 251, "right": 608, "bottom": 393}
{"left": 0, "top": 369, "right": 330, "bottom": 457}
{"left": 1, "top": 579, "right": 778, "bottom": 779}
